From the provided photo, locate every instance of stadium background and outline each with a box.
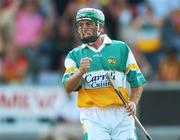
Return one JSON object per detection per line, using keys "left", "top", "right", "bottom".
{"left": 0, "top": 0, "right": 180, "bottom": 140}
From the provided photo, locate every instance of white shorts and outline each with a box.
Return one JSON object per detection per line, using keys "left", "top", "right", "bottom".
{"left": 80, "top": 105, "right": 137, "bottom": 140}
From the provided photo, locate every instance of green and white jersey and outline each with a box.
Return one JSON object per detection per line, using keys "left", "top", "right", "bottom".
{"left": 62, "top": 35, "right": 146, "bottom": 107}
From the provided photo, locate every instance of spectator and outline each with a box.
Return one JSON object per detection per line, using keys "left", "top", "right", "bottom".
{"left": 13, "top": 0, "right": 44, "bottom": 48}
{"left": 162, "top": 8, "right": 180, "bottom": 54}
{"left": 39, "top": 0, "right": 55, "bottom": 19}
{"left": 53, "top": 0, "right": 71, "bottom": 17}
{"left": 0, "top": 0, "right": 20, "bottom": 53}
{"left": 51, "top": 17, "right": 76, "bottom": 70}
{"left": 102, "top": 0, "right": 120, "bottom": 39}
{"left": 118, "top": 0, "right": 135, "bottom": 46}
{"left": 13, "top": 0, "right": 45, "bottom": 75}
{"left": 158, "top": 48, "right": 180, "bottom": 81}
{"left": 63, "top": 0, "right": 78, "bottom": 27}
{"left": 133, "top": 49, "right": 153, "bottom": 81}
{"left": 1, "top": 44, "right": 29, "bottom": 83}
{"left": 37, "top": 19, "right": 54, "bottom": 72}
{"left": 133, "top": 4, "right": 163, "bottom": 78}
{"left": 147, "top": 0, "right": 180, "bottom": 18}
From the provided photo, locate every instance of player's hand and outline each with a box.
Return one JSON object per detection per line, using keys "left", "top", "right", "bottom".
{"left": 125, "top": 101, "right": 136, "bottom": 116}
{"left": 79, "top": 57, "right": 92, "bottom": 75}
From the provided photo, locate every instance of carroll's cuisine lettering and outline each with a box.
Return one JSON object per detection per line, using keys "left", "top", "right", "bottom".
{"left": 0, "top": 92, "right": 58, "bottom": 109}
{"left": 84, "top": 71, "right": 116, "bottom": 88}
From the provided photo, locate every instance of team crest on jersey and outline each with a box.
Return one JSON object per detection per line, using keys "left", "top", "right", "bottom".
{"left": 108, "top": 56, "right": 117, "bottom": 64}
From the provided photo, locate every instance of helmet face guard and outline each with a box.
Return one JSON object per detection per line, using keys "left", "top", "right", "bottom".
{"left": 76, "top": 20, "right": 100, "bottom": 44}
{"left": 75, "top": 8, "right": 105, "bottom": 44}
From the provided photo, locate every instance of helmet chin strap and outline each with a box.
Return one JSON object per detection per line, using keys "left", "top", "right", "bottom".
{"left": 81, "top": 35, "right": 99, "bottom": 44}
{"left": 80, "top": 24, "right": 101, "bottom": 45}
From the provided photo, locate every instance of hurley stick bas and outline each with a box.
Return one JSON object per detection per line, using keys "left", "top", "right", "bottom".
{"left": 106, "top": 73, "right": 152, "bottom": 140}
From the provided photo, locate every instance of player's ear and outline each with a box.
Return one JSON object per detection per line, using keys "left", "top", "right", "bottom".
{"left": 99, "top": 24, "right": 104, "bottom": 33}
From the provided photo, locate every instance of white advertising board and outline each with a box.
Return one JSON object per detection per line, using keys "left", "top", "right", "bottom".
{"left": 0, "top": 85, "right": 67, "bottom": 119}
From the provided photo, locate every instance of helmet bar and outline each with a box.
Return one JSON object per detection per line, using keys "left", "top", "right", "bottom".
{"left": 75, "top": 8, "right": 104, "bottom": 44}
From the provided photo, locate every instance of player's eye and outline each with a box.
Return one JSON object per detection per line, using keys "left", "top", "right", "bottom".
{"left": 77, "top": 21, "right": 94, "bottom": 29}
{"left": 77, "top": 22, "right": 84, "bottom": 28}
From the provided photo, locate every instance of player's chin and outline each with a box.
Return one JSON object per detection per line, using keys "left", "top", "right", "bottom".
{"left": 84, "top": 33, "right": 93, "bottom": 37}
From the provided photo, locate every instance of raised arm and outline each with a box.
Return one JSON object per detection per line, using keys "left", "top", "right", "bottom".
{"left": 64, "top": 57, "right": 92, "bottom": 93}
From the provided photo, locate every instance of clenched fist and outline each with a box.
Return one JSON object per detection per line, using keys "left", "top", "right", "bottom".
{"left": 79, "top": 57, "right": 92, "bottom": 75}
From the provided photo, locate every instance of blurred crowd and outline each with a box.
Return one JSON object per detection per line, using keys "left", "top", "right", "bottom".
{"left": 0, "top": 0, "right": 180, "bottom": 85}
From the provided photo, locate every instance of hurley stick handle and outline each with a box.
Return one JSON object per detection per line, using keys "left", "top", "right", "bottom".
{"left": 106, "top": 73, "right": 152, "bottom": 140}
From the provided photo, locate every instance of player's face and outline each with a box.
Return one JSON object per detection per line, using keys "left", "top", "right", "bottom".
{"left": 76, "top": 20, "right": 97, "bottom": 39}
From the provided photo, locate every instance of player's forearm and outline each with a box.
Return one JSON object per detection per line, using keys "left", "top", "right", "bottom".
{"left": 64, "top": 70, "right": 83, "bottom": 93}
{"left": 130, "top": 85, "right": 144, "bottom": 105}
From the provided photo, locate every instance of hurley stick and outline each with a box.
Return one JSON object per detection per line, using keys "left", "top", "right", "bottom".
{"left": 106, "top": 73, "right": 152, "bottom": 140}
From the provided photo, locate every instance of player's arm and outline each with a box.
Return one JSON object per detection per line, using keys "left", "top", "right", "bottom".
{"left": 126, "top": 85, "right": 144, "bottom": 116}
{"left": 64, "top": 57, "right": 92, "bottom": 93}
{"left": 130, "top": 85, "right": 144, "bottom": 105}
{"left": 124, "top": 44, "right": 146, "bottom": 116}
{"left": 64, "top": 69, "right": 83, "bottom": 93}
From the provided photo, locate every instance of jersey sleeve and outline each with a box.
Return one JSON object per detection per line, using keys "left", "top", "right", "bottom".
{"left": 61, "top": 53, "right": 78, "bottom": 86}
{"left": 125, "top": 46, "right": 146, "bottom": 88}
